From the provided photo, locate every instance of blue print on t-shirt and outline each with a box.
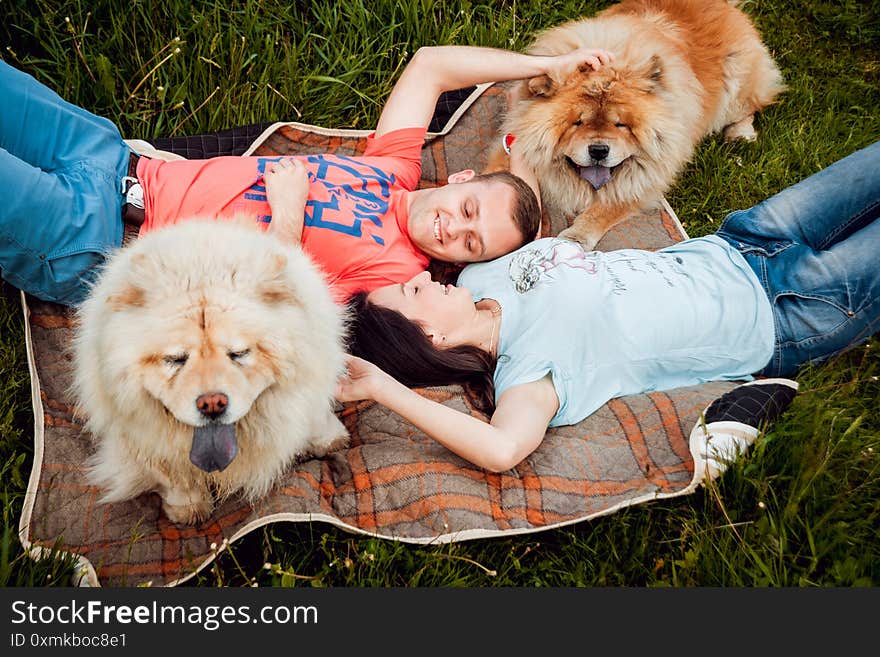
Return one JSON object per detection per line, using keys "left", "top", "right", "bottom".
{"left": 247, "top": 155, "right": 397, "bottom": 245}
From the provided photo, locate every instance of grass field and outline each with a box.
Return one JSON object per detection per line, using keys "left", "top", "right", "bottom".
{"left": 1, "top": 0, "right": 878, "bottom": 587}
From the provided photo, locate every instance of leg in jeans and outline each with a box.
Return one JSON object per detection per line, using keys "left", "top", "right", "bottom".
{"left": 0, "top": 147, "right": 121, "bottom": 303}
{"left": 717, "top": 140, "right": 880, "bottom": 251}
{"left": 0, "top": 61, "right": 129, "bottom": 304}
{"left": 760, "top": 216, "right": 880, "bottom": 377}
{"left": 0, "top": 60, "right": 130, "bottom": 173}
{"left": 713, "top": 142, "right": 880, "bottom": 376}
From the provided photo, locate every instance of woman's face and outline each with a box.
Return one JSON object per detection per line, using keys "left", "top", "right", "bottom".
{"left": 367, "top": 271, "right": 476, "bottom": 346}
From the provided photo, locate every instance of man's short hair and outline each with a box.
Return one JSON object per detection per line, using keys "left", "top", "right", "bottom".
{"left": 471, "top": 170, "right": 541, "bottom": 247}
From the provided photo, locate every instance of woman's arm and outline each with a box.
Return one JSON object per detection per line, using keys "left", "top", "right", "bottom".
{"left": 264, "top": 157, "right": 308, "bottom": 245}
{"left": 336, "top": 356, "right": 559, "bottom": 471}
{"left": 374, "top": 45, "right": 613, "bottom": 138}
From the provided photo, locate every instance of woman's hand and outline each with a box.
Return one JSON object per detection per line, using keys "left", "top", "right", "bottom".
{"left": 334, "top": 355, "right": 390, "bottom": 403}
{"left": 264, "top": 157, "right": 309, "bottom": 245}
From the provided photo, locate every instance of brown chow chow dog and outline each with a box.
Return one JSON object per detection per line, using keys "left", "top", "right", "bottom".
{"left": 486, "top": 0, "right": 785, "bottom": 248}
{"left": 72, "top": 219, "right": 349, "bottom": 525}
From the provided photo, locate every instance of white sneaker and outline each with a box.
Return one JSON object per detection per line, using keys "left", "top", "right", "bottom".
{"left": 690, "top": 378, "right": 799, "bottom": 481}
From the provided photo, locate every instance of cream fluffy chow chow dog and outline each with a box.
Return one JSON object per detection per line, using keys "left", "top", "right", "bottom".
{"left": 72, "top": 219, "right": 348, "bottom": 525}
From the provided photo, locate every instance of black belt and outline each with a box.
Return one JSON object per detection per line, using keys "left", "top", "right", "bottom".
{"left": 122, "top": 152, "right": 145, "bottom": 227}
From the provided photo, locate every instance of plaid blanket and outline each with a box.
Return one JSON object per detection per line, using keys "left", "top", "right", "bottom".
{"left": 20, "top": 83, "right": 741, "bottom": 587}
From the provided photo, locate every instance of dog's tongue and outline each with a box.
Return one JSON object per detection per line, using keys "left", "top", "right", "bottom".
{"left": 190, "top": 424, "right": 238, "bottom": 473}
{"left": 580, "top": 165, "right": 612, "bottom": 190}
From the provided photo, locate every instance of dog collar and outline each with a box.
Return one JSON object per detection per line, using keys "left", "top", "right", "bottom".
{"left": 502, "top": 133, "right": 516, "bottom": 154}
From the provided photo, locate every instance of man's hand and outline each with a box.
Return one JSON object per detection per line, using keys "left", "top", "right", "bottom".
{"left": 265, "top": 157, "right": 309, "bottom": 245}
{"left": 546, "top": 47, "right": 614, "bottom": 79}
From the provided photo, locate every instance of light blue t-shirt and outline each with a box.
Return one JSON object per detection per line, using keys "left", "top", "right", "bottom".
{"left": 456, "top": 236, "right": 775, "bottom": 427}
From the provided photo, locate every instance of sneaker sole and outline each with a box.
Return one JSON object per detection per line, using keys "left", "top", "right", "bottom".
{"left": 738, "top": 377, "right": 799, "bottom": 392}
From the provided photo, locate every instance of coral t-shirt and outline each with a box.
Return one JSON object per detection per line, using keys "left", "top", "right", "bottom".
{"left": 136, "top": 127, "right": 430, "bottom": 301}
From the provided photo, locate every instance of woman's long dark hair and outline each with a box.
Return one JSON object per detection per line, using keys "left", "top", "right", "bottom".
{"left": 345, "top": 292, "right": 497, "bottom": 416}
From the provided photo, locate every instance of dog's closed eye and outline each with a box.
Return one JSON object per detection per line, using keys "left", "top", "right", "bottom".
{"left": 228, "top": 348, "right": 251, "bottom": 362}
{"left": 163, "top": 353, "right": 189, "bottom": 367}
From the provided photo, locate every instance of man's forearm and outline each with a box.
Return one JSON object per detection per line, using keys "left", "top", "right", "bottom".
{"left": 374, "top": 44, "right": 602, "bottom": 136}
{"left": 267, "top": 206, "right": 305, "bottom": 245}
{"left": 407, "top": 45, "right": 567, "bottom": 96}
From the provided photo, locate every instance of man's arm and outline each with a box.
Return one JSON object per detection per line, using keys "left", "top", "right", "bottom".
{"left": 374, "top": 45, "right": 612, "bottom": 138}
{"left": 264, "top": 157, "right": 308, "bottom": 245}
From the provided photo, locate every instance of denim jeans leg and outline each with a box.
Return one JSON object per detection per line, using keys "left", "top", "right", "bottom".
{"left": 718, "top": 140, "right": 880, "bottom": 250}
{"left": 759, "top": 217, "right": 880, "bottom": 377}
{"left": 0, "top": 147, "right": 125, "bottom": 303}
{"left": 0, "top": 60, "right": 130, "bottom": 174}
{"left": 0, "top": 61, "right": 129, "bottom": 303}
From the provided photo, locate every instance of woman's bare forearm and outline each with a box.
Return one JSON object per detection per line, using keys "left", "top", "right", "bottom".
{"left": 371, "top": 375, "right": 555, "bottom": 472}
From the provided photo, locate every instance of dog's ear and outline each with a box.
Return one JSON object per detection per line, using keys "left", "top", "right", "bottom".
{"left": 107, "top": 283, "right": 146, "bottom": 310}
{"left": 258, "top": 253, "right": 300, "bottom": 306}
{"left": 644, "top": 54, "right": 664, "bottom": 92}
{"left": 107, "top": 253, "right": 147, "bottom": 310}
{"left": 527, "top": 74, "right": 556, "bottom": 97}
{"left": 506, "top": 80, "right": 533, "bottom": 105}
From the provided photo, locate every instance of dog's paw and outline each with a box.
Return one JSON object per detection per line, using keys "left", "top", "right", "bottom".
{"left": 162, "top": 497, "right": 214, "bottom": 525}
{"left": 723, "top": 115, "right": 757, "bottom": 142}
{"left": 309, "top": 434, "right": 350, "bottom": 458}
{"left": 557, "top": 226, "right": 600, "bottom": 251}
{"left": 307, "top": 413, "right": 351, "bottom": 458}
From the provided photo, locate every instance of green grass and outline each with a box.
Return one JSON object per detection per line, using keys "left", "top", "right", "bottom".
{"left": 1, "top": 0, "right": 878, "bottom": 587}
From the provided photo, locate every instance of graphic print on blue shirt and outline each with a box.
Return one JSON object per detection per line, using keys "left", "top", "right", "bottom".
{"left": 507, "top": 239, "right": 689, "bottom": 295}
{"left": 507, "top": 240, "right": 599, "bottom": 293}
{"left": 246, "top": 155, "right": 397, "bottom": 245}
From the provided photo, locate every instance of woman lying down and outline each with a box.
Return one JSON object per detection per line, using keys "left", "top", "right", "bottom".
{"left": 270, "top": 142, "right": 880, "bottom": 475}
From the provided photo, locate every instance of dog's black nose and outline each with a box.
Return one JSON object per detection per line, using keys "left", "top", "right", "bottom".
{"left": 196, "top": 392, "right": 228, "bottom": 419}
{"left": 588, "top": 144, "right": 610, "bottom": 161}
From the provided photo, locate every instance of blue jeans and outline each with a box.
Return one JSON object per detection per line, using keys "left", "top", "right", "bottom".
{"left": 0, "top": 61, "right": 130, "bottom": 305}
{"left": 716, "top": 140, "right": 880, "bottom": 377}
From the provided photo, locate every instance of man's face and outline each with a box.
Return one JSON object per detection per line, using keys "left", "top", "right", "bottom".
{"left": 407, "top": 174, "right": 524, "bottom": 263}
